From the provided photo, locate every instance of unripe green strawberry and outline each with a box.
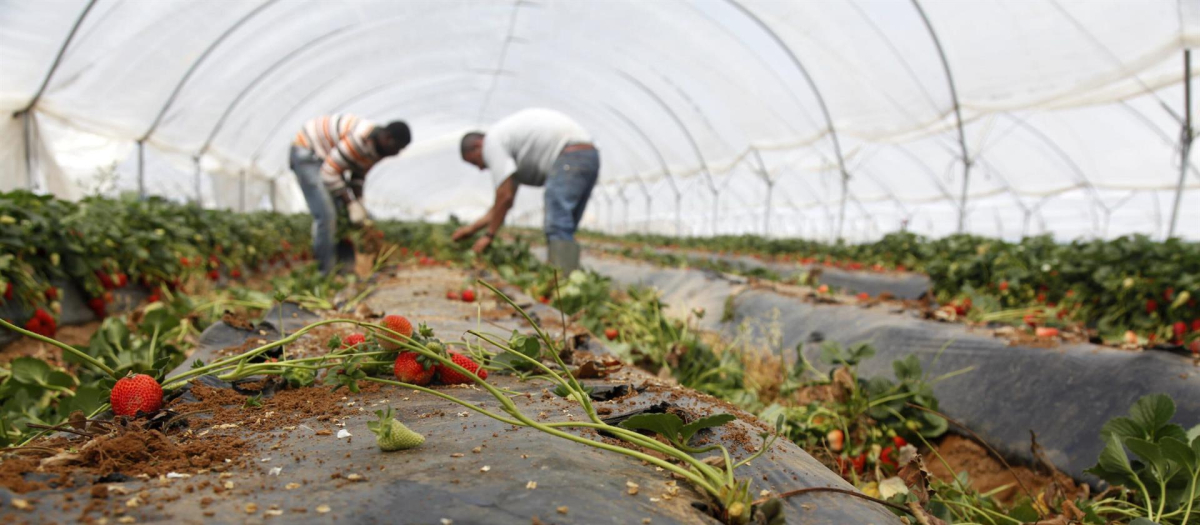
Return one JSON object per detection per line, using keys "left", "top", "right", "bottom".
{"left": 367, "top": 407, "right": 423, "bottom": 451}
{"left": 283, "top": 367, "right": 315, "bottom": 388}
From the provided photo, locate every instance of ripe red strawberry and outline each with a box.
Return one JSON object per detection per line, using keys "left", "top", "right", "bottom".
{"left": 111, "top": 374, "right": 163, "bottom": 416}
{"left": 147, "top": 291, "right": 161, "bottom": 303}
{"left": 88, "top": 297, "right": 106, "bottom": 317}
{"left": 1124, "top": 330, "right": 1138, "bottom": 345}
{"left": 393, "top": 352, "right": 435, "bottom": 385}
{"left": 3, "top": 282, "right": 12, "bottom": 301}
{"left": 1164, "top": 288, "right": 1174, "bottom": 301}
{"left": 343, "top": 333, "right": 367, "bottom": 348}
{"left": 1146, "top": 299, "right": 1158, "bottom": 314}
{"left": 1191, "top": 340, "right": 1200, "bottom": 356}
{"left": 826, "top": 429, "right": 844, "bottom": 452}
{"left": 1023, "top": 313, "right": 1038, "bottom": 327}
{"left": 116, "top": 273, "right": 129, "bottom": 288}
{"left": 230, "top": 268, "right": 242, "bottom": 279}
{"left": 461, "top": 290, "right": 476, "bottom": 303}
{"left": 538, "top": 295, "right": 550, "bottom": 304}
{"left": 436, "top": 352, "right": 487, "bottom": 384}
{"left": 1035, "top": 327, "right": 1059, "bottom": 338}
{"left": 880, "top": 446, "right": 898, "bottom": 467}
{"left": 24, "top": 316, "right": 44, "bottom": 336}
{"left": 998, "top": 280, "right": 1009, "bottom": 292}
{"left": 1193, "top": 319, "right": 1200, "bottom": 333}
{"left": 1036, "top": 292, "right": 1046, "bottom": 304}
{"left": 96, "top": 270, "right": 115, "bottom": 290}
{"left": 817, "top": 284, "right": 829, "bottom": 294}
{"left": 857, "top": 292, "right": 870, "bottom": 301}
{"left": 44, "top": 287, "right": 58, "bottom": 301}
{"left": 104, "top": 291, "right": 114, "bottom": 304}
{"left": 179, "top": 256, "right": 190, "bottom": 268}
{"left": 892, "top": 436, "right": 907, "bottom": 448}
{"left": 445, "top": 290, "right": 459, "bottom": 300}
{"left": 604, "top": 328, "right": 618, "bottom": 340}
{"left": 955, "top": 298, "right": 971, "bottom": 316}
{"left": 378, "top": 315, "right": 413, "bottom": 350}
{"left": 207, "top": 269, "right": 219, "bottom": 281}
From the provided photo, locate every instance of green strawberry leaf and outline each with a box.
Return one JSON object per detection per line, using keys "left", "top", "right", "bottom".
{"left": 9, "top": 357, "right": 55, "bottom": 386}
{"left": 678, "top": 414, "right": 735, "bottom": 444}
{"left": 1129, "top": 394, "right": 1174, "bottom": 434}
{"left": 1101, "top": 416, "right": 1145, "bottom": 441}
{"left": 1159, "top": 437, "right": 1197, "bottom": 471}
{"left": 619, "top": 413, "right": 684, "bottom": 442}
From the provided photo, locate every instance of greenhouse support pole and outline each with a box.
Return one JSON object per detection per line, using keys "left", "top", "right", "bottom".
{"left": 22, "top": 112, "right": 35, "bottom": 191}
{"left": 269, "top": 179, "right": 277, "bottom": 212}
{"left": 193, "top": 156, "right": 202, "bottom": 205}
{"left": 911, "top": 0, "right": 972, "bottom": 233}
{"left": 675, "top": 192, "right": 683, "bottom": 237}
{"left": 751, "top": 148, "right": 773, "bottom": 236}
{"left": 837, "top": 173, "right": 849, "bottom": 241}
{"left": 136, "top": 140, "right": 146, "bottom": 199}
{"left": 1167, "top": 49, "right": 1193, "bottom": 240}
{"left": 239, "top": 170, "right": 246, "bottom": 212}
{"left": 711, "top": 186, "right": 719, "bottom": 236}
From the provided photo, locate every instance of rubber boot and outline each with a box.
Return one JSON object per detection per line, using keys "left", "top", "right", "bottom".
{"left": 546, "top": 239, "right": 581, "bottom": 275}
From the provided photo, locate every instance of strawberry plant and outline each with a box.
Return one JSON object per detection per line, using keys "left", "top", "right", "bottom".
{"left": 1085, "top": 394, "right": 1200, "bottom": 524}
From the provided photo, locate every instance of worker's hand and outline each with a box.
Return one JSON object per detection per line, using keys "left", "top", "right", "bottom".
{"left": 347, "top": 200, "right": 368, "bottom": 225}
{"left": 471, "top": 234, "right": 493, "bottom": 254}
{"left": 451, "top": 226, "right": 473, "bottom": 242}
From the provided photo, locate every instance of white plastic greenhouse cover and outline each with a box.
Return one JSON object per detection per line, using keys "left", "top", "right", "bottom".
{"left": 1, "top": 0, "right": 1198, "bottom": 242}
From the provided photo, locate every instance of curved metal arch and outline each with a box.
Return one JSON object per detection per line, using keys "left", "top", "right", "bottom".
{"left": 616, "top": 69, "right": 720, "bottom": 235}
{"left": 603, "top": 104, "right": 676, "bottom": 191}
{"left": 246, "top": 74, "right": 639, "bottom": 170}
{"left": 15, "top": 0, "right": 98, "bottom": 115}
{"left": 196, "top": 25, "right": 355, "bottom": 157}
{"left": 616, "top": 70, "right": 711, "bottom": 182}
{"left": 213, "top": 24, "right": 729, "bottom": 176}
{"left": 723, "top": 0, "right": 851, "bottom": 239}
{"left": 1001, "top": 112, "right": 1108, "bottom": 215}
{"left": 139, "top": 0, "right": 281, "bottom": 141}
{"left": 910, "top": 0, "right": 972, "bottom": 233}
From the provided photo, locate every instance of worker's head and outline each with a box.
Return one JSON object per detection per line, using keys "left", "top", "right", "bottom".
{"left": 372, "top": 121, "right": 411, "bottom": 157}
{"left": 460, "top": 131, "right": 486, "bottom": 170}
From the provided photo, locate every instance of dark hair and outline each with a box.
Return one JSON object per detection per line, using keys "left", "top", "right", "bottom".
{"left": 460, "top": 131, "right": 484, "bottom": 158}
{"left": 384, "top": 121, "right": 411, "bottom": 149}
{"left": 371, "top": 121, "right": 410, "bottom": 156}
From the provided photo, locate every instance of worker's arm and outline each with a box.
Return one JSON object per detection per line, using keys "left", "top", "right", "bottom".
{"left": 452, "top": 176, "right": 518, "bottom": 252}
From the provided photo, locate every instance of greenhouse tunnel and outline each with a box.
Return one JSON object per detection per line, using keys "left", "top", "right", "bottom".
{"left": 2, "top": 0, "right": 1198, "bottom": 242}
{"left": 3, "top": 1, "right": 1200, "bottom": 524}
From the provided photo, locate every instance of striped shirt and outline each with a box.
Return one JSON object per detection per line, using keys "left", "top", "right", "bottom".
{"left": 293, "top": 114, "right": 380, "bottom": 193}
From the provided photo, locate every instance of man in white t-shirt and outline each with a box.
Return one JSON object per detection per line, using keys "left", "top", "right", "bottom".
{"left": 452, "top": 108, "right": 600, "bottom": 273}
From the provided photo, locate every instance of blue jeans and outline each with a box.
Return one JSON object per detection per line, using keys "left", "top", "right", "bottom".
{"left": 543, "top": 148, "right": 599, "bottom": 241}
{"left": 290, "top": 146, "right": 338, "bottom": 274}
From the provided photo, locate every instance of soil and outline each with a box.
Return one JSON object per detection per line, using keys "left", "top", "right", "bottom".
{"left": 0, "top": 424, "right": 248, "bottom": 494}
{"left": 924, "top": 435, "right": 1078, "bottom": 506}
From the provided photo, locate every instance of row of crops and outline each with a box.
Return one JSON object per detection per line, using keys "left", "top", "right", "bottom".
{"left": 582, "top": 231, "right": 1200, "bottom": 349}
{"left": 1, "top": 191, "right": 1197, "bottom": 524}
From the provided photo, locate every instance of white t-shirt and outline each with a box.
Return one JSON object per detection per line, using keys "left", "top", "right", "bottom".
{"left": 483, "top": 108, "right": 592, "bottom": 187}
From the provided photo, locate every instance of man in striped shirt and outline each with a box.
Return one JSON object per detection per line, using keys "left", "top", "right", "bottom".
{"left": 289, "top": 115, "right": 410, "bottom": 275}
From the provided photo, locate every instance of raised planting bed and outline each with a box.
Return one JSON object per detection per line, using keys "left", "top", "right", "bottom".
{"left": 0, "top": 266, "right": 900, "bottom": 525}
{"left": 579, "top": 252, "right": 1200, "bottom": 484}
{"left": 590, "top": 243, "right": 932, "bottom": 301}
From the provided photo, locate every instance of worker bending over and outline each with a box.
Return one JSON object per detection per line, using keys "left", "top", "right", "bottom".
{"left": 290, "top": 114, "right": 410, "bottom": 275}
{"left": 454, "top": 108, "right": 599, "bottom": 273}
